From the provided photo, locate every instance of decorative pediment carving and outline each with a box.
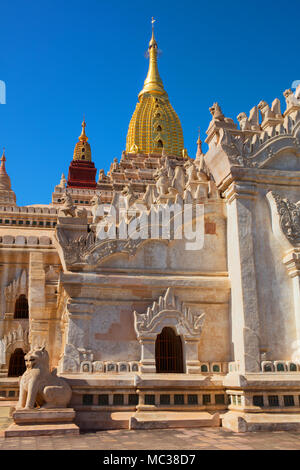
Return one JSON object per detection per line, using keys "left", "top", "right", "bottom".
{"left": 219, "top": 128, "right": 258, "bottom": 168}
{"left": 267, "top": 191, "right": 300, "bottom": 246}
{"left": 134, "top": 288, "right": 205, "bottom": 340}
{"left": 4, "top": 270, "right": 28, "bottom": 313}
{"left": 56, "top": 226, "right": 161, "bottom": 267}
{"left": 206, "top": 90, "right": 300, "bottom": 176}
{"left": 0, "top": 324, "right": 29, "bottom": 363}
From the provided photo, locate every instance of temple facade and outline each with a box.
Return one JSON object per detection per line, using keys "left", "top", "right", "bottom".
{"left": 1, "top": 24, "right": 300, "bottom": 432}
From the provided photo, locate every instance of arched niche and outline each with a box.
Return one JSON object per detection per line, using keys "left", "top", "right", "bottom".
{"left": 14, "top": 294, "right": 29, "bottom": 319}
{"left": 134, "top": 288, "right": 205, "bottom": 374}
{"left": 155, "top": 327, "right": 184, "bottom": 373}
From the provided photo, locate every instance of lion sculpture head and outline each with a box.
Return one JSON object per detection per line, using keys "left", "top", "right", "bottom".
{"left": 24, "top": 346, "right": 49, "bottom": 371}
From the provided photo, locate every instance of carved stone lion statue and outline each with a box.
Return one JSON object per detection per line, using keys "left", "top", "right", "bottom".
{"left": 16, "top": 347, "right": 72, "bottom": 410}
{"left": 209, "top": 102, "right": 225, "bottom": 121}
{"left": 237, "top": 112, "right": 251, "bottom": 131}
{"left": 58, "top": 193, "right": 87, "bottom": 218}
{"left": 258, "top": 100, "right": 274, "bottom": 121}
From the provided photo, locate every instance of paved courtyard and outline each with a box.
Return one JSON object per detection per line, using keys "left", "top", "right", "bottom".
{"left": 0, "top": 427, "right": 300, "bottom": 450}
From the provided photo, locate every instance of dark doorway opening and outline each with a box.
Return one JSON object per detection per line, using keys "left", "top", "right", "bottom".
{"left": 155, "top": 327, "right": 184, "bottom": 373}
{"left": 8, "top": 348, "right": 26, "bottom": 377}
{"left": 14, "top": 295, "right": 29, "bottom": 319}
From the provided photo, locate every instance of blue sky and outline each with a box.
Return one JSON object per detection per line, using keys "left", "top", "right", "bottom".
{"left": 0, "top": 0, "right": 298, "bottom": 205}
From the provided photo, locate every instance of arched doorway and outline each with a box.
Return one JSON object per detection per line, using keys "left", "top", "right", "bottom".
{"left": 8, "top": 348, "right": 26, "bottom": 377}
{"left": 14, "top": 295, "right": 29, "bottom": 319}
{"left": 155, "top": 327, "right": 184, "bottom": 373}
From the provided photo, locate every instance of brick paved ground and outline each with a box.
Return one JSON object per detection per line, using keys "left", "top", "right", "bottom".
{"left": 0, "top": 427, "right": 300, "bottom": 450}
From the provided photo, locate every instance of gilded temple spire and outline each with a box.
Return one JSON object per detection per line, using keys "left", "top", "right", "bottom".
{"left": 73, "top": 118, "right": 92, "bottom": 161}
{"left": 79, "top": 117, "right": 88, "bottom": 142}
{"left": 138, "top": 18, "right": 166, "bottom": 99}
{"left": 68, "top": 118, "right": 97, "bottom": 187}
{"left": 126, "top": 21, "right": 184, "bottom": 157}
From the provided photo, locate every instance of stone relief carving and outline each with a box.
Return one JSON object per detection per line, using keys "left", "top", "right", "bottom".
{"left": 92, "top": 361, "right": 104, "bottom": 373}
{"left": 45, "top": 265, "right": 60, "bottom": 283}
{"left": 80, "top": 361, "right": 92, "bottom": 373}
{"left": 207, "top": 88, "right": 300, "bottom": 170}
{"left": 216, "top": 114, "right": 300, "bottom": 168}
{"left": 59, "top": 345, "right": 95, "bottom": 373}
{"left": 4, "top": 270, "right": 28, "bottom": 313}
{"left": 0, "top": 324, "right": 29, "bottom": 364}
{"left": 269, "top": 192, "right": 300, "bottom": 246}
{"left": 219, "top": 128, "right": 258, "bottom": 168}
{"left": 134, "top": 288, "right": 205, "bottom": 339}
{"left": 16, "top": 347, "right": 72, "bottom": 410}
{"left": 56, "top": 227, "right": 150, "bottom": 266}
{"left": 55, "top": 148, "right": 217, "bottom": 268}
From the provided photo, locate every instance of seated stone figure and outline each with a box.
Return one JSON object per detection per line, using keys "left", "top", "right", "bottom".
{"left": 16, "top": 346, "right": 72, "bottom": 410}
{"left": 58, "top": 193, "right": 87, "bottom": 218}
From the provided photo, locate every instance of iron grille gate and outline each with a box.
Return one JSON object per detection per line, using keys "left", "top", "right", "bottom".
{"left": 155, "top": 327, "right": 184, "bottom": 373}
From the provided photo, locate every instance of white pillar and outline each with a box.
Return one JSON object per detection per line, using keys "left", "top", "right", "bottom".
{"left": 225, "top": 182, "right": 261, "bottom": 373}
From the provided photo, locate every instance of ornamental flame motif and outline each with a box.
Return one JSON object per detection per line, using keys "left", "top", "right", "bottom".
{"left": 272, "top": 192, "right": 300, "bottom": 245}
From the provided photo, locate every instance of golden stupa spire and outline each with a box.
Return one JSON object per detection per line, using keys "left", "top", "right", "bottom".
{"left": 79, "top": 116, "right": 88, "bottom": 142}
{"left": 73, "top": 118, "right": 92, "bottom": 161}
{"left": 126, "top": 20, "right": 184, "bottom": 157}
{"left": 138, "top": 18, "right": 166, "bottom": 99}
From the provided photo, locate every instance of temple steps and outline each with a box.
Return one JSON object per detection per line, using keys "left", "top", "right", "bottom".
{"left": 129, "top": 411, "right": 220, "bottom": 430}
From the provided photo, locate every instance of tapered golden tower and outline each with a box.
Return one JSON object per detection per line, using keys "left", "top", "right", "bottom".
{"left": 72, "top": 119, "right": 92, "bottom": 162}
{"left": 126, "top": 20, "right": 184, "bottom": 157}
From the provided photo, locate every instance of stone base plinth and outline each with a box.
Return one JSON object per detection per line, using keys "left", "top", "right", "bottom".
{"left": 75, "top": 411, "right": 133, "bottom": 430}
{"left": 12, "top": 408, "right": 75, "bottom": 425}
{"left": 130, "top": 411, "right": 220, "bottom": 429}
{"left": 4, "top": 408, "right": 79, "bottom": 437}
{"left": 222, "top": 411, "right": 300, "bottom": 433}
{"left": 5, "top": 422, "right": 79, "bottom": 437}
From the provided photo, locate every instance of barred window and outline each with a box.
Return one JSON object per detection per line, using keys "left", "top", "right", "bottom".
{"left": 284, "top": 395, "right": 295, "bottom": 407}
{"left": 155, "top": 327, "right": 183, "bottom": 373}
{"left": 253, "top": 395, "right": 264, "bottom": 407}
{"left": 14, "top": 295, "right": 29, "bottom": 319}
{"left": 268, "top": 395, "right": 279, "bottom": 407}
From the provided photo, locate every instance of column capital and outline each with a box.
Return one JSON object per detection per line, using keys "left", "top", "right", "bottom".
{"left": 283, "top": 249, "right": 300, "bottom": 277}
{"left": 224, "top": 181, "right": 258, "bottom": 203}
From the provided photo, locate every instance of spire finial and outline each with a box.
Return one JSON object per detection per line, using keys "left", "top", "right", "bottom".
{"left": 59, "top": 172, "right": 66, "bottom": 188}
{"left": 79, "top": 117, "right": 88, "bottom": 142}
{"left": 149, "top": 17, "right": 157, "bottom": 47}
{"left": 197, "top": 127, "right": 201, "bottom": 143}
{"left": 151, "top": 17, "right": 156, "bottom": 33}
{"left": 0, "top": 145, "right": 12, "bottom": 191}
{"left": 196, "top": 129, "right": 203, "bottom": 159}
{"left": 138, "top": 18, "right": 166, "bottom": 99}
{"left": 1, "top": 147, "right": 6, "bottom": 169}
